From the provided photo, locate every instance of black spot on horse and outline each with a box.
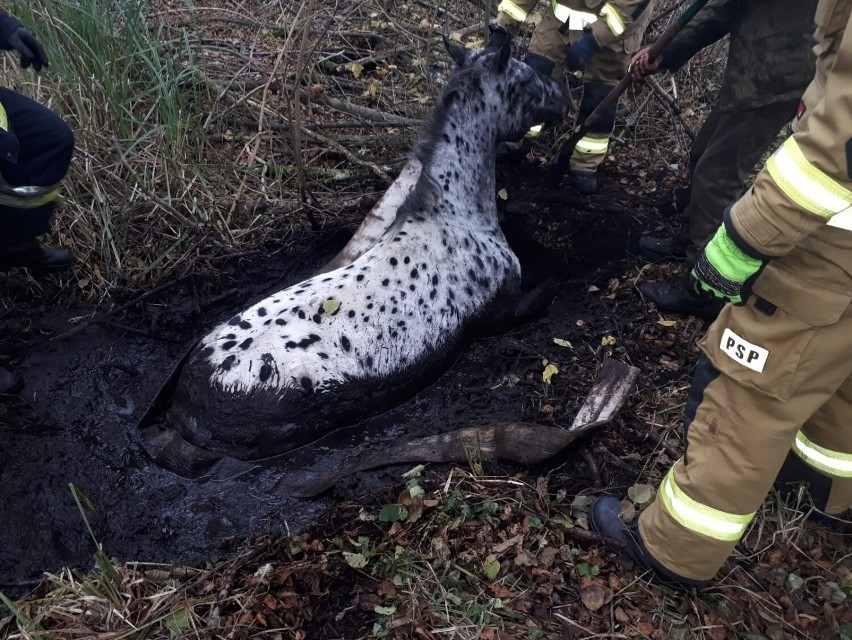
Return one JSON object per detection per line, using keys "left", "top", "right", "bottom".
{"left": 239, "top": 321, "right": 252, "bottom": 330}
{"left": 356, "top": 274, "right": 365, "bottom": 281}
{"left": 348, "top": 310, "right": 356, "bottom": 318}
{"left": 410, "top": 269, "right": 419, "bottom": 279}
{"left": 298, "top": 311, "right": 306, "bottom": 319}
{"left": 389, "top": 257, "right": 398, "bottom": 266}
{"left": 275, "top": 319, "right": 287, "bottom": 326}
{"left": 239, "top": 338, "right": 253, "bottom": 349}
{"left": 228, "top": 316, "right": 241, "bottom": 326}
{"left": 382, "top": 278, "right": 390, "bottom": 286}
{"left": 318, "top": 352, "right": 329, "bottom": 359}
{"left": 340, "top": 335, "right": 351, "bottom": 351}
{"left": 259, "top": 363, "right": 272, "bottom": 382}
{"left": 258, "top": 307, "right": 267, "bottom": 317}
{"left": 313, "top": 314, "right": 322, "bottom": 324}
{"left": 220, "top": 355, "right": 236, "bottom": 371}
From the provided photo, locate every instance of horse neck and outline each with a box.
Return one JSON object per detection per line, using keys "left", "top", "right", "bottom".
{"left": 417, "top": 98, "right": 498, "bottom": 217}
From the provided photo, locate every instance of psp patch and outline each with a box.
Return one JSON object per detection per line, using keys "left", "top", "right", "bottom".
{"left": 720, "top": 328, "right": 768, "bottom": 373}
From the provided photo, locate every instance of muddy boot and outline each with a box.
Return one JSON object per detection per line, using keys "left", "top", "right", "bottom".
{"left": 569, "top": 170, "right": 598, "bottom": 195}
{"left": 589, "top": 497, "right": 709, "bottom": 590}
{"left": 636, "top": 236, "right": 689, "bottom": 262}
{"left": 774, "top": 452, "right": 852, "bottom": 533}
{"left": 639, "top": 277, "right": 724, "bottom": 322}
{"left": 0, "top": 239, "right": 73, "bottom": 273}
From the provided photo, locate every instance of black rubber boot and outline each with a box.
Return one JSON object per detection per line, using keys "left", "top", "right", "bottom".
{"left": 774, "top": 452, "right": 852, "bottom": 534}
{"left": 637, "top": 236, "right": 689, "bottom": 262}
{"left": 589, "top": 497, "right": 709, "bottom": 590}
{"left": 0, "top": 240, "right": 74, "bottom": 273}
{"left": 569, "top": 170, "right": 598, "bottom": 195}
{"left": 639, "top": 277, "right": 724, "bottom": 322}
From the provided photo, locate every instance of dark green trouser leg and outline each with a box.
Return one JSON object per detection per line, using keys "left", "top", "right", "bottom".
{"left": 685, "top": 99, "right": 799, "bottom": 259}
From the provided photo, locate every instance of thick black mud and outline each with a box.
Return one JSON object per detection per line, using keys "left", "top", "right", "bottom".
{"left": 0, "top": 167, "right": 653, "bottom": 595}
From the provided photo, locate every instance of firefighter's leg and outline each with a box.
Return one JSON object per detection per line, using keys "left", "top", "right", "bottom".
{"left": 685, "top": 100, "right": 798, "bottom": 259}
{"left": 566, "top": 43, "right": 626, "bottom": 194}
{"left": 637, "top": 282, "right": 852, "bottom": 582}
{"left": 0, "top": 88, "right": 74, "bottom": 271}
{"left": 776, "top": 373, "right": 852, "bottom": 516}
{"left": 494, "top": 0, "right": 541, "bottom": 32}
{"left": 494, "top": 8, "right": 568, "bottom": 162}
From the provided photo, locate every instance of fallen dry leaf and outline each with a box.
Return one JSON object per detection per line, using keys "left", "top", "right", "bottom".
{"left": 580, "top": 582, "right": 613, "bottom": 611}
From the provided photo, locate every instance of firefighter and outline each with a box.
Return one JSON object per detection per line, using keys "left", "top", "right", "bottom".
{"left": 589, "top": 0, "right": 852, "bottom": 587}
{"left": 490, "top": 0, "right": 655, "bottom": 194}
{"left": 0, "top": 9, "right": 75, "bottom": 274}
{"left": 631, "top": 0, "right": 816, "bottom": 320}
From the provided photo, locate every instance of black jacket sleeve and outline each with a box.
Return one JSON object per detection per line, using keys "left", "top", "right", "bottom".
{"left": 0, "top": 10, "right": 23, "bottom": 49}
{"left": 661, "top": 0, "right": 735, "bottom": 72}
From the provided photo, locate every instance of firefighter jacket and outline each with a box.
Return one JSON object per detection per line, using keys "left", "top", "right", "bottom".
{"left": 497, "top": 0, "right": 651, "bottom": 48}
{"left": 731, "top": 0, "right": 852, "bottom": 307}
{"left": 659, "top": 0, "right": 816, "bottom": 112}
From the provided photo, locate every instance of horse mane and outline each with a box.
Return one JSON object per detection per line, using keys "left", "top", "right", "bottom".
{"left": 391, "top": 55, "right": 490, "bottom": 227}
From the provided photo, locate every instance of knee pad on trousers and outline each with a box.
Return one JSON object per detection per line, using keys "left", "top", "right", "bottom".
{"left": 579, "top": 81, "right": 617, "bottom": 134}
{"left": 524, "top": 52, "right": 555, "bottom": 79}
{"left": 683, "top": 355, "right": 720, "bottom": 441}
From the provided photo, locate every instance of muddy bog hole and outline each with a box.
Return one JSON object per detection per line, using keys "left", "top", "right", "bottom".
{"left": 0, "top": 166, "right": 677, "bottom": 593}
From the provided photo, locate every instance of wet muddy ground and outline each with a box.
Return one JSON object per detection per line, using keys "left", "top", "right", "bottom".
{"left": 0, "top": 161, "right": 691, "bottom": 594}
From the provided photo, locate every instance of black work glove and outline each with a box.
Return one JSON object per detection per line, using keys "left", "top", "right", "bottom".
{"left": 565, "top": 32, "right": 599, "bottom": 71}
{"left": 0, "top": 11, "right": 48, "bottom": 71}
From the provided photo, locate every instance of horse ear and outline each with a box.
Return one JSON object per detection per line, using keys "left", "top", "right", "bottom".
{"left": 444, "top": 36, "right": 468, "bottom": 68}
{"left": 494, "top": 38, "right": 511, "bottom": 73}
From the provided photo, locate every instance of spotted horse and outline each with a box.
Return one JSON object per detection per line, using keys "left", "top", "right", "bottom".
{"left": 146, "top": 39, "right": 566, "bottom": 470}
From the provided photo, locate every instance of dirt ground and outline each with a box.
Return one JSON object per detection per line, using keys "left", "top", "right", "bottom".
{"left": 0, "top": 154, "right": 672, "bottom": 587}
{"left": 3, "top": 158, "right": 851, "bottom": 640}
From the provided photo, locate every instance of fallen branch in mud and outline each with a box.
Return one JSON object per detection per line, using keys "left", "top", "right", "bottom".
{"left": 281, "top": 359, "right": 640, "bottom": 497}
{"left": 647, "top": 75, "right": 695, "bottom": 140}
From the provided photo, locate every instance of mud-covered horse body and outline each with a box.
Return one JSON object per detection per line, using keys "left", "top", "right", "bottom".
{"left": 167, "top": 40, "right": 565, "bottom": 461}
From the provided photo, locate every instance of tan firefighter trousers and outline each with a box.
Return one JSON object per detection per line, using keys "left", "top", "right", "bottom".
{"left": 496, "top": 0, "right": 652, "bottom": 173}
{"left": 638, "top": 1, "right": 852, "bottom": 582}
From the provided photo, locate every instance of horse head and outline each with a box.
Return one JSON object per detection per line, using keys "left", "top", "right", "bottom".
{"left": 443, "top": 38, "right": 566, "bottom": 143}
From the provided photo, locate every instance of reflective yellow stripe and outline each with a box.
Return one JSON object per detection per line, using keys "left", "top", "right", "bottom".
{"left": 599, "top": 3, "right": 626, "bottom": 36}
{"left": 525, "top": 123, "right": 543, "bottom": 138}
{"left": 575, "top": 136, "right": 608, "bottom": 154}
{"left": 0, "top": 187, "right": 59, "bottom": 209}
{"left": 551, "top": 0, "right": 597, "bottom": 28}
{"left": 767, "top": 137, "right": 852, "bottom": 220}
{"left": 793, "top": 432, "right": 852, "bottom": 478}
{"left": 0, "top": 102, "right": 7, "bottom": 131}
{"left": 659, "top": 463, "right": 754, "bottom": 542}
{"left": 498, "top": 0, "right": 528, "bottom": 22}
